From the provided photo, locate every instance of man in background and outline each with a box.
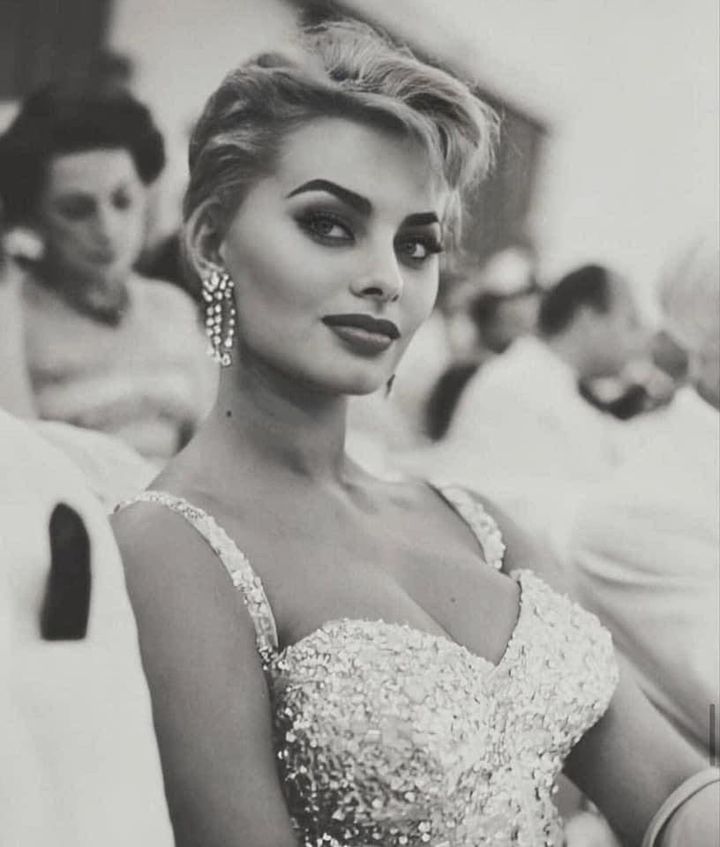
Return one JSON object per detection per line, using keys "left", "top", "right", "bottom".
{"left": 412, "top": 264, "right": 648, "bottom": 555}
{"left": 423, "top": 241, "right": 541, "bottom": 441}
{"left": 571, "top": 236, "right": 720, "bottom": 759}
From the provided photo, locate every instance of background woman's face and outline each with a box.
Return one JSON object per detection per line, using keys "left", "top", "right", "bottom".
{"left": 219, "top": 117, "right": 448, "bottom": 395}
{"left": 37, "top": 148, "right": 147, "bottom": 287}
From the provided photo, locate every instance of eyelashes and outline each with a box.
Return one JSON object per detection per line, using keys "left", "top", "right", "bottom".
{"left": 396, "top": 236, "right": 444, "bottom": 260}
{"left": 296, "top": 209, "right": 353, "bottom": 243}
{"left": 295, "top": 208, "right": 444, "bottom": 261}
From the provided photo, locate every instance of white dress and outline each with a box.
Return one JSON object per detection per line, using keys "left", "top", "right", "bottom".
{"left": 118, "top": 483, "right": 619, "bottom": 846}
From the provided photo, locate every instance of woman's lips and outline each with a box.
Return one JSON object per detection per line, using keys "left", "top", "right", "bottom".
{"left": 322, "top": 313, "right": 400, "bottom": 356}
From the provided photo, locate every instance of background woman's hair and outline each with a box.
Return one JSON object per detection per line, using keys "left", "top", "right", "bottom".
{"left": 0, "top": 87, "right": 165, "bottom": 225}
{"left": 183, "top": 19, "right": 499, "bottom": 265}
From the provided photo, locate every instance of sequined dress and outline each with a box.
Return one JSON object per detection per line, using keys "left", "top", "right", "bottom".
{"left": 119, "top": 485, "right": 618, "bottom": 846}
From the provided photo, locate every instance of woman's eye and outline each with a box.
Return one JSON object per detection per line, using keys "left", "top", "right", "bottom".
{"left": 56, "top": 199, "right": 94, "bottom": 220}
{"left": 397, "top": 237, "right": 443, "bottom": 262}
{"left": 299, "top": 212, "right": 353, "bottom": 243}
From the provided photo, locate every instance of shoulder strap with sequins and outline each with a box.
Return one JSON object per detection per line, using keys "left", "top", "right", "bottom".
{"left": 115, "top": 491, "right": 279, "bottom": 664}
{"left": 430, "top": 482, "right": 506, "bottom": 570}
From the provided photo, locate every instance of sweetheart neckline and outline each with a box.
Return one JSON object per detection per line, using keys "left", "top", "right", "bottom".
{"left": 272, "top": 569, "right": 530, "bottom": 679}
{"left": 118, "top": 487, "right": 522, "bottom": 673}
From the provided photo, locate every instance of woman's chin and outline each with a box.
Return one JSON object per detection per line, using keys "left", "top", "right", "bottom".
{"left": 305, "top": 371, "right": 387, "bottom": 398}
{"left": 337, "top": 375, "right": 390, "bottom": 397}
{"left": 239, "top": 352, "right": 393, "bottom": 399}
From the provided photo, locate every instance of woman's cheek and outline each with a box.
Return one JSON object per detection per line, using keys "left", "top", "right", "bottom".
{"left": 409, "top": 274, "right": 439, "bottom": 327}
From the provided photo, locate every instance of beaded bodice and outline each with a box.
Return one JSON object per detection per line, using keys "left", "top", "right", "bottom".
{"left": 119, "top": 486, "right": 618, "bottom": 846}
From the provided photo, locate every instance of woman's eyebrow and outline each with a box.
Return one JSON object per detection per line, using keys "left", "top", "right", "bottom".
{"left": 286, "top": 180, "right": 440, "bottom": 226}
{"left": 402, "top": 212, "right": 439, "bottom": 227}
{"left": 286, "top": 179, "right": 372, "bottom": 215}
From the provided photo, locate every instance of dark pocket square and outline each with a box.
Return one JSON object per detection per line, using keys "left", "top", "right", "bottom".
{"left": 40, "top": 503, "right": 92, "bottom": 640}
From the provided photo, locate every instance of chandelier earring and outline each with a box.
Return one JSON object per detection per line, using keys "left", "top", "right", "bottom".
{"left": 202, "top": 267, "right": 236, "bottom": 367}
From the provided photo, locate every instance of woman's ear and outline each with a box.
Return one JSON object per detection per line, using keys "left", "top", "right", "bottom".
{"left": 184, "top": 201, "right": 226, "bottom": 281}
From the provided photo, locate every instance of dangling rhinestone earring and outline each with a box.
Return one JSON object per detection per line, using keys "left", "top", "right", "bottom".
{"left": 202, "top": 267, "right": 236, "bottom": 367}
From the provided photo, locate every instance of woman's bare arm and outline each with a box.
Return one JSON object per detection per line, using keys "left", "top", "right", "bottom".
{"left": 565, "top": 659, "right": 710, "bottom": 846}
{"left": 112, "top": 504, "right": 298, "bottom": 847}
{"left": 469, "top": 491, "right": 713, "bottom": 844}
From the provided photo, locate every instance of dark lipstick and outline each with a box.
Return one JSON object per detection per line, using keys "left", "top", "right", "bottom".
{"left": 322, "top": 313, "right": 400, "bottom": 356}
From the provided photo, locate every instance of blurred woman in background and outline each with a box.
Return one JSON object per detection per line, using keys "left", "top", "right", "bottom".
{"left": 0, "top": 88, "right": 215, "bottom": 466}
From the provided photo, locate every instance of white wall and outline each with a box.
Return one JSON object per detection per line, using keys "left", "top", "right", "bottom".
{"left": 109, "top": 0, "right": 719, "bottom": 304}
{"left": 108, "top": 0, "right": 298, "bottom": 235}
{"left": 340, "top": 0, "right": 720, "bottom": 306}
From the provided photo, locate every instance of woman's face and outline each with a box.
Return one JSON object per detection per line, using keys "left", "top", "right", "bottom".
{"left": 36, "top": 148, "right": 147, "bottom": 287}
{"left": 218, "top": 117, "right": 448, "bottom": 396}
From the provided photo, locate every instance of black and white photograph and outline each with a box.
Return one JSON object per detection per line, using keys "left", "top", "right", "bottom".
{"left": 1, "top": 1, "right": 718, "bottom": 845}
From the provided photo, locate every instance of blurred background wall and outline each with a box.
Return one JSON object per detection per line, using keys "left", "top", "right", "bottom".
{"left": 1, "top": 0, "right": 718, "bottom": 307}
{"left": 295, "top": 0, "right": 720, "bottom": 306}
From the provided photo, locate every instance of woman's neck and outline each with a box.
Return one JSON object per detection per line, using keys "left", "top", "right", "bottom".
{"left": 194, "top": 355, "right": 354, "bottom": 488}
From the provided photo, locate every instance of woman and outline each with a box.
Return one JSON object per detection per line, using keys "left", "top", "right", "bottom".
{"left": 0, "top": 88, "right": 216, "bottom": 465}
{"left": 112, "top": 21, "right": 718, "bottom": 847}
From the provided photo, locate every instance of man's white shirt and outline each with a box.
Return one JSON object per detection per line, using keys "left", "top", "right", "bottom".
{"left": 571, "top": 387, "right": 720, "bottom": 756}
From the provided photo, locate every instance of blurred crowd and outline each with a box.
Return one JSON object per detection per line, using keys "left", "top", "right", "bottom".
{"left": 0, "top": 61, "right": 717, "bottom": 847}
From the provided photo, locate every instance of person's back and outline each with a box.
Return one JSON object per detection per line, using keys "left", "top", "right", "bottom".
{"left": 0, "top": 409, "right": 173, "bottom": 846}
{"left": 448, "top": 334, "right": 619, "bottom": 482}
{"left": 572, "top": 387, "right": 719, "bottom": 755}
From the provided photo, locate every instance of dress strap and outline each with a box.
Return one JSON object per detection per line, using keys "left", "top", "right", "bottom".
{"left": 115, "top": 490, "right": 279, "bottom": 664}
{"left": 429, "top": 482, "right": 506, "bottom": 570}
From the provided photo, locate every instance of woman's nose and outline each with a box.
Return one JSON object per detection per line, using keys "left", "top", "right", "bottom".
{"left": 94, "top": 205, "right": 121, "bottom": 244}
{"left": 352, "top": 246, "right": 404, "bottom": 303}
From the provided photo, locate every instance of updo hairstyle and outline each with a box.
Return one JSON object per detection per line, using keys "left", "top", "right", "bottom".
{"left": 184, "top": 20, "right": 498, "bottom": 268}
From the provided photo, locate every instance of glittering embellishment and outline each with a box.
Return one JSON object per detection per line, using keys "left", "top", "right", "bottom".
{"left": 115, "top": 491, "right": 278, "bottom": 665}
{"left": 117, "top": 491, "right": 619, "bottom": 846}
{"left": 430, "top": 483, "right": 506, "bottom": 570}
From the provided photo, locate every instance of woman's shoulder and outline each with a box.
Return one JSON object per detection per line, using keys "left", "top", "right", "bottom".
{"left": 112, "top": 477, "right": 245, "bottom": 565}
{"left": 405, "top": 475, "right": 570, "bottom": 592}
{"left": 111, "top": 492, "right": 188, "bottom": 564}
{"left": 111, "top": 489, "right": 241, "bottom": 617}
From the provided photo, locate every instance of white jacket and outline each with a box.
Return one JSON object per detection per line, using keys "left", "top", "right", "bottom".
{"left": 0, "top": 410, "right": 173, "bottom": 846}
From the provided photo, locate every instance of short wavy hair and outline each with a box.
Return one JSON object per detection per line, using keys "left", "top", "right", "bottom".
{"left": 0, "top": 87, "right": 165, "bottom": 225}
{"left": 184, "top": 20, "right": 498, "bottom": 260}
